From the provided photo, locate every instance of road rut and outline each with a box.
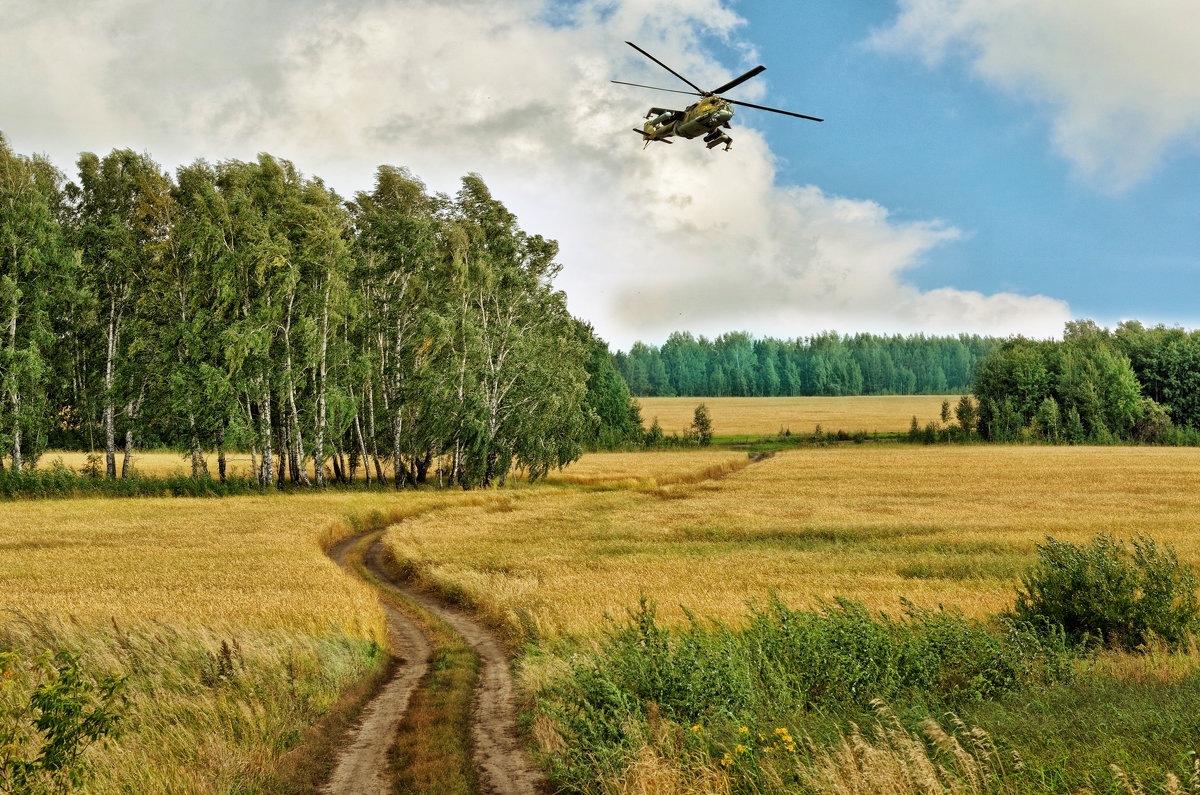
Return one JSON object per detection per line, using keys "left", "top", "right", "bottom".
{"left": 323, "top": 532, "right": 546, "bottom": 794}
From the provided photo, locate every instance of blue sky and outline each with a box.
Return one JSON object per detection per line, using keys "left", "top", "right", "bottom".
{"left": 733, "top": 0, "right": 1200, "bottom": 333}
{"left": 2, "top": 0, "right": 1198, "bottom": 348}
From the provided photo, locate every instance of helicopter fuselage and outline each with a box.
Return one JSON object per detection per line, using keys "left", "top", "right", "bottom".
{"left": 641, "top": 96, "right": 736, "bottom": 149}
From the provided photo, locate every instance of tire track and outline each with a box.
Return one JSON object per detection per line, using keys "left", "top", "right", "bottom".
{"left": 323, "top": 532, "right": 546, "bottom": 794}
{"left": 363, "top": 540, "right": 547, "bottom": 795}
{"left": 322, "top": 536, "right": 432, "bottom": 794}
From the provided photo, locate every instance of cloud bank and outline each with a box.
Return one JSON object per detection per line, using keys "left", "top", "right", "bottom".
{"left": 870, "top": 0, "right": 1200, "bottom": 192}
{"left": 0, "top": 0, "right": 1070, "bottom": 348}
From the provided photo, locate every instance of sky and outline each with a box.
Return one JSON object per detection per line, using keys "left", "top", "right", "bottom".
{"left": 2, "top": 0, "right": 1199, "bottom": 350}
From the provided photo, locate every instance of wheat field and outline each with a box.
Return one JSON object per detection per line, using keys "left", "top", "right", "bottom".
{"left": 13, "top": 435, "right": 1200, "bottom": 789}
{"left": 0, "top": 490, "right": 462, "bottom": 792}
{"left": 382, "top": 445, "right": 1200, "bottom": 642}
{"left": 636, "top": 395, "right": 959, "bottom": 436}
{"left": 543, "top": 449, "right": 752, "bottom": 487}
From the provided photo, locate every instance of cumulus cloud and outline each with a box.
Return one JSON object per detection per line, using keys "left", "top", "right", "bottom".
{"left": 0, "top": 0, "right": 1069, "bottom": 347}
{"left": 869, "top": 0, "right": 1200, "bottom": 191}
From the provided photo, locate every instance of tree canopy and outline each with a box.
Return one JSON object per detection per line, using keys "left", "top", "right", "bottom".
{"left": 615, "top": 331, "right": 995, "bottom": 397}
{"left": 0, "top": 133, "right": 629, "bottom": 487}
{"left": 971, "top": 322, "right": 1190, "bottom": 443}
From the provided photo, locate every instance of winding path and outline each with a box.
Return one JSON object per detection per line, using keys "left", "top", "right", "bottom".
{"left": 322, "top": 533, "right": 546, "bottom": 794}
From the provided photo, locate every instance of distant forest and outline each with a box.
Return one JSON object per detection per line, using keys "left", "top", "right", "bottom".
{"left": 614, "top": 331, "right": 999, "bottom": 397}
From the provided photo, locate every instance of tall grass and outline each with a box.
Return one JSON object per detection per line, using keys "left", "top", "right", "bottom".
{"left": 0, "top": 612, "right": 381, "bottom": 793}
{"left": 532, "top": 597, "right": 1070, "bottom": 793}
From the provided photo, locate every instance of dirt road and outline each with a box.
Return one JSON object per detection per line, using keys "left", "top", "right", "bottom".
{"left": 323, "top": 533, "right": 546, "bottom": 794}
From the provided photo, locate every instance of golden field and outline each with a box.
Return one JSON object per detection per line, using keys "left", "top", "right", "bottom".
{"left": 383, "top": 444, "right": 1200, "bottom": 642}
{"left": 12, "top": 433, "right": 1200, "bottom": 790}
{"left": 636, "top": 395, "right": 960, "bottom": 436}
{"left": 0, "top": 449, "right": 746, "bottom": 790}
{"left": 543, "top": 449, "right": 752, "bottom": 487}
{"left": 0, "top": 491, "right": 460, "bottom": 792}
{"left": 44, "top": 449, "right": 346, "bottom": 481}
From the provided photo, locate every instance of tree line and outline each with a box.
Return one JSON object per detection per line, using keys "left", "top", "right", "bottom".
{"left": 0, "top": 134, "right": 639, "bottom": 488}
{"left": 615, "top": 330, "right": 997, "bottom": 397}
{"left": 972, "top": 320, "right": 1200, "bottom": 444}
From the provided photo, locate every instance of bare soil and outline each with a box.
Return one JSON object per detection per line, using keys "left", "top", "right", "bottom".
{"left": 321, "top": 536, "right": 432, "bottom": 794}
{"left": 322, "top": 533, "right": 546, "bottom": 794}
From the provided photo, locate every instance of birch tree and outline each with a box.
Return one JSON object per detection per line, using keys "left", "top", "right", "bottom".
{"left": 71, "top": 149, "right": 172, "bottom": 478}
{"left": 0, "top": 135, "right": 68, "bottom": 472}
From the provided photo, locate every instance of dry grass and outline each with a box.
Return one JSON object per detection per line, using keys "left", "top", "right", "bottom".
{"left": 0, "top": 490, "right": 463, "bottom": 792}
{"left": 383, "top": 445, "right": 1200, "bottom": 642}
{"left": 0, "top": 492, "right": 457, "bottom": 634}
{"left": 636, "top": 395, "right": 961, "bottom": 436}
{"left": 41, "top": 448, "right": 398, "bottom": 482}
{"left": 545, "top": 450, "right": 752, "bottom": 488}
{"left": 587, "top": 703, "right": 1017, "bottom": 795}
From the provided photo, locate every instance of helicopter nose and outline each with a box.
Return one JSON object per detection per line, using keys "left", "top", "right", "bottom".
{"left": 714, "top": 109, "right": 733, "bottom": 125}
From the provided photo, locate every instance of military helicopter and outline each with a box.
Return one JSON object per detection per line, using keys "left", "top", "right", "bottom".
{"left": 612, "top": 41, "right": 822, "bottom": 150}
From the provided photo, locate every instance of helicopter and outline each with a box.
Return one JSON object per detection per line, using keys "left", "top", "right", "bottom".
{"left": 612, "top": 41, "right": 822, "bottom": 151}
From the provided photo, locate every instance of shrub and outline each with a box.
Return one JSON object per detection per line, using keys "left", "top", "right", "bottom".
{"left": 1010, "top": 534, "right": 1200, "bottom": 649}
{"left": 643, "top": 417, "right": 664, "bottom": 447}
{"left": 690, "top": 404, "right": 713, "bottom": 447}
{"left": 0, "top": 650, "right": 127, "bottom": 793}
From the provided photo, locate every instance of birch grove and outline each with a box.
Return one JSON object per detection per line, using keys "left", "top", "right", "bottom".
{"left": 0, "top": 134, "right": 630, "bottom": 487}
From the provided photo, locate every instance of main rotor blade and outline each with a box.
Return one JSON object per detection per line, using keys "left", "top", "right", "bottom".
{"left": 726, "top": 98, "right": 823, "bottom": 122}
{"left": 610, "top": 80, "right": 702, "bottom": 98}
{"left": 710, "top": 65, "right": 765, "bottom": 96}
{"left": 624, "top": 41, "right": 706, "bottom": 94}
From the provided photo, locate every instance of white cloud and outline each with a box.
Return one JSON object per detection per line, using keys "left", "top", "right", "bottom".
{"left": 870, "top": 0, "right": 1200, "bottom": 191}
{"left": 0, "top": 0, "right": 1069, "bottom": 348}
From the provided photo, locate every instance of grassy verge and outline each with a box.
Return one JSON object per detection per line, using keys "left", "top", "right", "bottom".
{"left": 270, "top": 650, "right": 397, "bottom": 792}
{"left": 523, "top": 600, "right": 1200, "bottom": 794}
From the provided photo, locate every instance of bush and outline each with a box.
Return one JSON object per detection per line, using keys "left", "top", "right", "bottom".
{"left": 690, "top": 404, "right": 713, "bottom": 447}
{"left": 1010, "top": 534, "right": 1200, "bottom": 649}
{"left": 0, "top": 650, "right": 127, "bottom": 793}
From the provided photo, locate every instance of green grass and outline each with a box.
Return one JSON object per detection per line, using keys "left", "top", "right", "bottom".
{"left": 965, "top": 661, "right": 1200, "bottom": 793}
{"left": 532, "top": 596, "right": 1073, "bottom": 793}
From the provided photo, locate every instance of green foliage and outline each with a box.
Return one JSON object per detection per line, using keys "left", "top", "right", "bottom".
{"left": 1010, "top": 534, "right": 1200, "bottom": 649}
{"left": 690, "top": 403, "right": 713, "bottom": 447}
{"left": 1033, "top": 396, "right": 1062, "bottom": 442}
{"left": 0, "top": 460, "right": 272, "bottom": 499}
{"left": 538, "top": 596, "right": 1071, "bottom": 790}
{"left": 972, "top": 324, "right": 1178, "bottom": 444}
{"left": 643, "top": 417, "right": 664, "bottom": 447}
{"left": 577, "top": 324, "right": 643, "bottom": 450}
{"left": 617, "top": 331, "right": 996, "bottom": 397}
{"left": 955, "top": 394, "right": 978, "bottom": 437}
{"left": 0, "top": 650, "right": 126, "bottom": 793}
{"left": 1, "top": 138, "right": 594, "bottom": 489}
